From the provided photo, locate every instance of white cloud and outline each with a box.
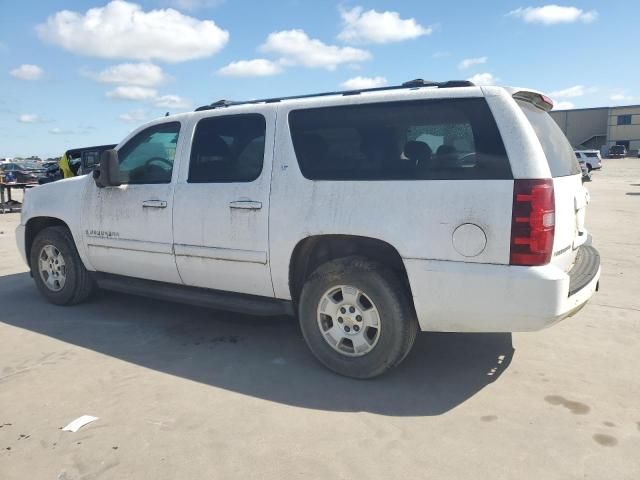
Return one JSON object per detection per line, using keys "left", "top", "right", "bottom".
{"left": 337, "top": 6, "right": 431, "bottom": 44}
{"left": 554, "top": 101, "right": 575, "bottom": 110}
{"left": 467, "top": 72, "right": 498, "bottom": 85}
{"left": 119, "top": 109, "right": 149, "bottom": 123}
{"left": 10, "top": 64, "right": 43, "bottom": 80}
{"left": 458, "top": 56, "right": 488, "bottom": 70}
{"left": 18, "top": 114, "right": 41, "bottom": 123}
{"left": 153, "top": 94, "right": 192, "bottom": 109}
{"left": 609, "top": 91, "right": 634, "bottom": 103}
{"left": 106, "top": 84, "right": 191, "bottom": 111}
{"left": 84, "top": 62, "right": 167, "bottom": 86}
{"left": 341, "top": 76, "right": 388, "bottom": 90}
{"left": 549, "top": 85, "right": 596, "bottom": 98}
{"left": 260, "top": 29, "right": 371, "bottom": 70}
{"left": 161, "top": 0, "right": 224, "bottom": 10}
{"left": 106, "top": 85, "right": 158, "bottom": 100}
{"left": 218, "top": 59, "right": 282, "bottom": 77}
{"left": 36, "top": 0, "right": 229, "bottom": 63}
{"left": 507, "top": 5, "right": 598, "bottom": 25}
{"left": 49, "top": 127, "right": 75, "bottom": 135}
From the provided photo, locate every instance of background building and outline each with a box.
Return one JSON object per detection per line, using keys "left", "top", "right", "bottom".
{"left": 550, "top": 104, "right": 640, "bottom": 155}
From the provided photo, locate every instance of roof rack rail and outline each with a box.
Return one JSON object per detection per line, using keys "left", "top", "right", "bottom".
{"left": 194, "top": 78, "right": 476, "bottom": 112}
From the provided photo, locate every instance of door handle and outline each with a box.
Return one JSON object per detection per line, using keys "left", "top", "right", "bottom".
{"left": 229, "top": 200, "right": 262, "bottom": 210}
{"left": 142, "top": 200, "right": 167, "bottom": 209}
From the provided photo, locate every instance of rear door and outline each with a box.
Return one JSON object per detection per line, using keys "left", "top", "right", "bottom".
{"left": 172, "top": 108, "right": 275, "bottom": 297}
{"left": 517, "top": 101, "right": 587, "bottom": 271}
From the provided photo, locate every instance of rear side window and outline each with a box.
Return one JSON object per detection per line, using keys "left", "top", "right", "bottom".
{"left": 289, "top": 98, "right": 512, "bottom": 180}
{"left": 189, "top": 114, "right": 266, "bottom": 183}
{"left": 517, "top": 101, "right": 580, "bottom": 177}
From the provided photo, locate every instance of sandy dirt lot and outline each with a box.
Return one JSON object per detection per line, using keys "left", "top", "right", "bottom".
{"left": 1, "top": 160, "right": 639, "bottom": 479}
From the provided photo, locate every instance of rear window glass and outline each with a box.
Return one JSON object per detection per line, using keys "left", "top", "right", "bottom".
{"left": 518, "top": 101, "right": 580, "bottom": 177}
{"left": 288, "top": 98, "right": 512, "bottom": 180}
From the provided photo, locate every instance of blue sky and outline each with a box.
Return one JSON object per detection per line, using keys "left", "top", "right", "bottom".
{"left": 0, "top": 0, "right": 637, "bottom": 158}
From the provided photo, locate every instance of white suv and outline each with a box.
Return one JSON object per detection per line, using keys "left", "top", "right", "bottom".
{"left": 16, "top": 80, "right": 601, "bottom": 378}
{"left": 574, "top": 150, "right": 602, "bottom": 171}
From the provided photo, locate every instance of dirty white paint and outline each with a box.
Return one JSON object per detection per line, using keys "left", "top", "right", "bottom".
{"left": 171, "top": 106, "right": 275, "bottom": 297}
{"left": 16, "top": 84, "right": 598, "bottom": 333}
{"left": 452, "top": 223, "right": 486, "bottom": 257}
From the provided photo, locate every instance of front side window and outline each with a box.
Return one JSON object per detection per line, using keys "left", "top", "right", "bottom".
{"left": 117, "top": 122, "right": 181, "bottom": 184}
{"left": 288, "top": 98, "right": 512, "bottom": 180}
{"left": 188, "top": 114, "right": 266, "bottom": 183}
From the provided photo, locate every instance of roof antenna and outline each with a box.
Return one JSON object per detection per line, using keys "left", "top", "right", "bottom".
{"left": 165, "top": 112, "right": 169, "bottom": 117}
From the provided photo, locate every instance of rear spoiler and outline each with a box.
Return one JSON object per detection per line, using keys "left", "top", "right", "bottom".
{"left": 512, "top": 90, "right": 554, "bottom": 112}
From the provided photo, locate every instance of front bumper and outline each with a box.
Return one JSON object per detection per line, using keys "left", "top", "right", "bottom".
{"left": 15, "top": 224, "right": 27, "bottom": 266}
{"left": 405, "top": 245, "right": 600, "bottom": 332}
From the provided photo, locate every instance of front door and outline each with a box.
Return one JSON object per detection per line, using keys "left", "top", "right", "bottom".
{"left": 172, "top": 109, "right": 274, "bottom": 297}
{"left": 82, "top": 121, "right": 184, "bottom": 283}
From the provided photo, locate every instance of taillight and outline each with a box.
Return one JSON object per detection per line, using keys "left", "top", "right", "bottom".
{"left": 510, "top": 179, "right": 555, "bottom": 266}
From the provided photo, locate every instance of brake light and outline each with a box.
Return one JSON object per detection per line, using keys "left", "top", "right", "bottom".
{"left": 510, "top": 179, "right": 555, "bottom": 266}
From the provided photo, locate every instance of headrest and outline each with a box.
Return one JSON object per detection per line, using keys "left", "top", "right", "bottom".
{"left": 404, "top": 141, "right": 432, "bottom": 161}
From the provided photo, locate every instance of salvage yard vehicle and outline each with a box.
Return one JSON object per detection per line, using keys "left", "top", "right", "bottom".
{"left": 16, "top": 79, "right": 601, "bottom": 378}
{"left": 574, "top": 150, "right": 602, "bottom": 172}
{"left": 608, "top": 145, "right": 626, "bottom": 158}
{"left": 0, "top": 162, "right": 41, "bottom": 183}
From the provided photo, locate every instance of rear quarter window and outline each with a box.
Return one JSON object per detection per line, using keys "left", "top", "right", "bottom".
{"left": 518, "top": 101, "right": 580, "bottom": 177}
{"left": 288, "top": 98, "right": 512, "bottom": 181}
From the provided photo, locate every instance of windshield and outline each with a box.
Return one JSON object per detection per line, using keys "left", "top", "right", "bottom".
{"left": 517, "top": 101, "right": 580, "bottom": 177}
{"left": 17, "top": 161, "right": 40, "bottom": 169}
{"left": 610, "top": 145, "right": 625, "bottom": 153}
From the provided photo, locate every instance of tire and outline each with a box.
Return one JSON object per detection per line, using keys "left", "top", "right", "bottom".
{"left": 298, "top": 256, "right": 418, "bottom": 379}
{"left": 29, "top": 226, "right": 95, "bottom": 306}
{"left": 587, "top": 164, "right": 593, "bottom": 172}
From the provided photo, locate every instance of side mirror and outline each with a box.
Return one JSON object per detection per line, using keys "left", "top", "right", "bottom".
{"left": 93, "top": 149, "right": 121, "bottom": 188}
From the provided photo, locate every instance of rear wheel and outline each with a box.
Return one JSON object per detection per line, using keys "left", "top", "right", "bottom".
{"left": 30, "top": 226, "right": 95, "bottom": 305}
{"left": 298, "top": 257, "right": 418, "bottom": 378}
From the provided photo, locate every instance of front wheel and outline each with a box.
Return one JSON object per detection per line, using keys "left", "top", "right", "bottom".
{"left": 30, "top": 226, "right": 95, "bottom": 306}
{"left": 298, "top": 257, "right": 418, "bottom": 378}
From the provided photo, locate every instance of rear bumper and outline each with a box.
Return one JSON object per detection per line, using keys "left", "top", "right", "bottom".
{"left": 405, "top": 245, "right": 600, "bottom": 332}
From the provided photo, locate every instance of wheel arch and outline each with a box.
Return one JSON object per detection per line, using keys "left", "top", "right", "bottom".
{"left": 288, "top": 234, "right": 413, "bottom": 305}
{"left": 25, "top": 217, "right": 72, "bottom": 264}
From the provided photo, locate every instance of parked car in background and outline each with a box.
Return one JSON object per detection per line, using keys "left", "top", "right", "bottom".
{"left": 79, "top": 144, "right": 117, "bottom": 175}
{"left": 608, "top": 145, "right": 627, "bottom": 158}
{"left": 37, "top": 145, "right": 117, "bottom": 184}
{"left": 0, "top": 162, "right": 40, "bottom": 183}
{"left": 574, "top": 150, "right": 602, "bottom": 171}
{"left": 16, "top": 80, "right": 601, "bottom": 378}
{"left": 19, "top": 160, "right": 46, "bottom": 177}
{"left": 38, "top": 162, "right": 63, "bottom": 184}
